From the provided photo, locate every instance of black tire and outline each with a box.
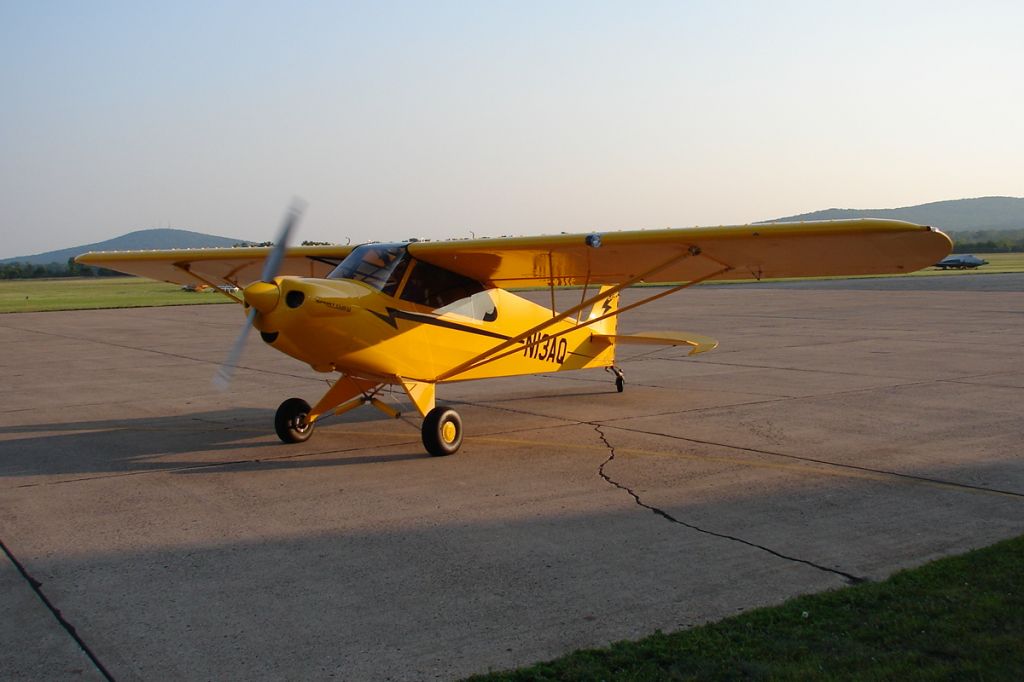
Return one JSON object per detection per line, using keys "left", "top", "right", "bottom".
{"left": 422, "top": 407, "right": 463, "bottom": 456}
{"left": 615, "top": 376, "right": 625, "bottom": 393}
{"left": 275, "top": 397, "right": 314, "bottom": 443}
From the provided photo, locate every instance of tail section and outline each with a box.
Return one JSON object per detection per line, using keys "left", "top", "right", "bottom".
{"left": 592, "top": 330, "right": 718, "bottom": 356}
{"left": 565, "top": 286, "right": 620, "bottom": 370}
{"left": 585, "top": 287, "right": 717, "bottom": 357}
{"left": 586, "top": 286, "right": 618, "bottom": 336}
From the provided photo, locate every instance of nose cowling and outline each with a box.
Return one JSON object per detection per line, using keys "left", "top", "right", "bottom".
{"left": 244, "top": 281, "right": 280, "bottom": 314}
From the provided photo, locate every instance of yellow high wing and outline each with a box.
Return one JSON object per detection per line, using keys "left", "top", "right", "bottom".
{"left": 76, "top": 245, "right": 354, "bottom": 295}
{"left": 76, "top": 218, "right": 951, "bottom": 290}
{"left": 406, "top": 218, "right": 952, "bottom": 286}
{"left": 406, "top": 219, "right": 951, "bottom": 382}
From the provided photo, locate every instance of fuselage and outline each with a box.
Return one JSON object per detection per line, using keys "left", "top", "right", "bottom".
{"left": 244, "top": 243, "right": 616, "bottom": 384}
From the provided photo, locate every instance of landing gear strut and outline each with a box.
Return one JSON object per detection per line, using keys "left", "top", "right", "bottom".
{"left": 273, "top": 387, "right": 465, "bottom": 456}
{"left": 421, "top": 406, "right": 463, "bottom": 456}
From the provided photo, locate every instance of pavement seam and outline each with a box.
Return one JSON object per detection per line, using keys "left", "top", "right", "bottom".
{"left": 455, "top": 376, "right": 938, "bottom": 433}
{"left": 602, "top": 423, "right": 1024, "bottom": 500}
{"left": 0, "top": 537, "right": 116, "bottom": 681}
{"left": 0, "top": 322, "right": 318, "bottom": 383}
{"left": 590, "top": 377, "right": 1006, "bottom": 426}
{"left": 451, "top": 393, "right": 791, "bottom": 423}
{"left": 11, "top": 434, "right": 422, "bottom": 488}
{"left": 591, "top": 425, "right": 868, "bottom": 585}
{"left": 479, "top": 372, "right": 969, "bottom": 416}
{"left": 665, "top": 358, "right": 940, "bottom": 380}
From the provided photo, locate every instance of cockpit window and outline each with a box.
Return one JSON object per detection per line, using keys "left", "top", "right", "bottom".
{"left": 327, "top": 243, "right": 486, "bottom": 308}
{"left": 326, "top": 243, "right": 410, "bottom": 296}
{"left": 400, "top": 259, "right": 485, "bottom": 309}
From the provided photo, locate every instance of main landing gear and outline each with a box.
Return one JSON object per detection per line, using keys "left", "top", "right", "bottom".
{"left": 273, "top": 396, "right": 464, "bottom": 456}
{"left": 421, "top": 406, "right": 463, "bottom": 457}
{"left": 275, "top": 398, "right": 314, "bottom": 443}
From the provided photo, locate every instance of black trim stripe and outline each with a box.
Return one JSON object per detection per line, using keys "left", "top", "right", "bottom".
{"left": 368, "top": 307, "right": 511, "bottom": 341}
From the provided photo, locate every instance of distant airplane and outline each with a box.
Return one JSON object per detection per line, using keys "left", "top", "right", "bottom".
{"left": 935, "top": 254, "right": 988, "bottom": 270}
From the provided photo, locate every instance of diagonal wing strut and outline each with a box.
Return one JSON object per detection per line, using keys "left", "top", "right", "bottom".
{"left": 435, "top": 247, "right": 729, "bottom": 382}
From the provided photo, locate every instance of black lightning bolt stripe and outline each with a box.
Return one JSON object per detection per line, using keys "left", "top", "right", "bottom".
{"left": 602, "top": 297, "right": 614, "bottom": 314}
{"left": 369, "top": 307, "right": 511, "bottom": 340}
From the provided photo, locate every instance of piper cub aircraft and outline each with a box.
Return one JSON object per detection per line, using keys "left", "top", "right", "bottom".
{"left": 77, "top": 210, "right": 951, "bottom": 456}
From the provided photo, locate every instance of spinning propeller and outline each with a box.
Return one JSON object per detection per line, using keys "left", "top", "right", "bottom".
{"left": 213, "top": 200, "right": 306, "bottom": 389}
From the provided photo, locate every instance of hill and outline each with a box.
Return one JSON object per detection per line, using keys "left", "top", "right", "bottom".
{"left": 1, "top": 225, "right": 249, "bottom": 262}
{"left": 0, "top": 228, "right": 249, "bottom": 265}
{"left": 6, "top": 197, "right": 1023, "bottom": 267}
{"left": 762, "top": 196, "right": 1024, "bottom": 231}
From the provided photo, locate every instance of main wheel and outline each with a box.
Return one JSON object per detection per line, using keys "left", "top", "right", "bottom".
{"left": 275, "top": 397, "right": 314, "bottom": 443}
{"left": 422, "top": 407, "right": 463, "bottom": 456}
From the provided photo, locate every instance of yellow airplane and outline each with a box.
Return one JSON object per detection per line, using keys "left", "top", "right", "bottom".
{"left": 77, "top": 208, "right": 952, "bottom": 456}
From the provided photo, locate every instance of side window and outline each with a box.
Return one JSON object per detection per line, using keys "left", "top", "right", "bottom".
{"left": 400, "top": 260, "right": 485, "bottom": 309}
{"left": 380, "top": 255, "right": 409, "bottom": 297}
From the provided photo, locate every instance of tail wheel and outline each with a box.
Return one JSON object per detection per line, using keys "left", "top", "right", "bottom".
{"left": 275, "top": 397, "right": 314, "bottom": 443}
{"left": 422, "top": 407, "right": 463, "bottom": 456}
{"left": 608, "top": 365, "right": 625, "bottom": 393}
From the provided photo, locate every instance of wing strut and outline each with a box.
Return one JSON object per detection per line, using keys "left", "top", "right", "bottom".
{"left": 575, "top": 276, "right": 591, "bottom": 324}
{"left": 435, "top": 247, "right": 726, "bottom": 382}
{"left": 442, "top": 265, "right": 730, "bottom": 380}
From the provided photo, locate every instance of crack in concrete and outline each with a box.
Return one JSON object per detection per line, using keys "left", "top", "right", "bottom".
{"left": 437, "top": 392, "right": 1024, "bottom": 500}
{"left": 592, "top": 424, "right": 868, "bottom": 586}
{"left": 603, "top": 423, "right": 1024, "bottom": 500}
{"left": 0, "top": 537, "right": 116, "bottom": 681}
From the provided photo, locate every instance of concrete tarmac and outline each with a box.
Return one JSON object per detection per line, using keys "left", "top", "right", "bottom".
{"left": 2, "top": 275, "right": 1022, "bottom": 680}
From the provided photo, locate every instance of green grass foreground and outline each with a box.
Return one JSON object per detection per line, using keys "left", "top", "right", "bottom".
{"left": 0, "top": 277, "right": 236, "bottom": 313}
{"left": 468, "top": 535, "right": 1024, "bottom": 681}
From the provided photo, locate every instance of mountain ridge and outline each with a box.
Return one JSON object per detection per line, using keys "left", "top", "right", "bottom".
{"left": 1, "top": 228, "right": 249, "bottom": 265}
{"left": 762, "top": 196, "right": 1024, "bottom": 231}
{"left": 4, "top": 196, "right": 1023, "bottom": 265}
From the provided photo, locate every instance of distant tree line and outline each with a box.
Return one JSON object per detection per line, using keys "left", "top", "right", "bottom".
{"left": 3, "top": 241, "right": 340, "bottom": 279}
{"left": 947, "top": 228, "right": 1024, "bottom": 253}
{"left": 0, "top": 258, "right": 127, "bottom": 280}
{"left": 231, "top": 241, "right": 336, "bottom": 247}
{"left": 3, "top": 231, "right": 1018, "bottom": 280}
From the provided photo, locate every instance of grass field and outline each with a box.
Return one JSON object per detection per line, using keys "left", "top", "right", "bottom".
{"left": 0, "top": 277, "right": 237, "bottom": 313}
{"left": 468, "top": 534, "right": 1024, "bottom": 681}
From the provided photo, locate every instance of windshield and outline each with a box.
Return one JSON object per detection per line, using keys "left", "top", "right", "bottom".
{"left": 326, "top": 243, "right": 410, "bottom": 296}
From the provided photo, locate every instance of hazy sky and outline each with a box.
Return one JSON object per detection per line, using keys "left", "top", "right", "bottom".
{"left": 2, "top": 1, "right": 1022, "bottom": 257}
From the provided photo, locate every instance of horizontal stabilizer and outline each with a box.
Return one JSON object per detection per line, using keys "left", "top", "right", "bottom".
{"left": 593, "top": 331, "right": 718, "bottom": 356}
